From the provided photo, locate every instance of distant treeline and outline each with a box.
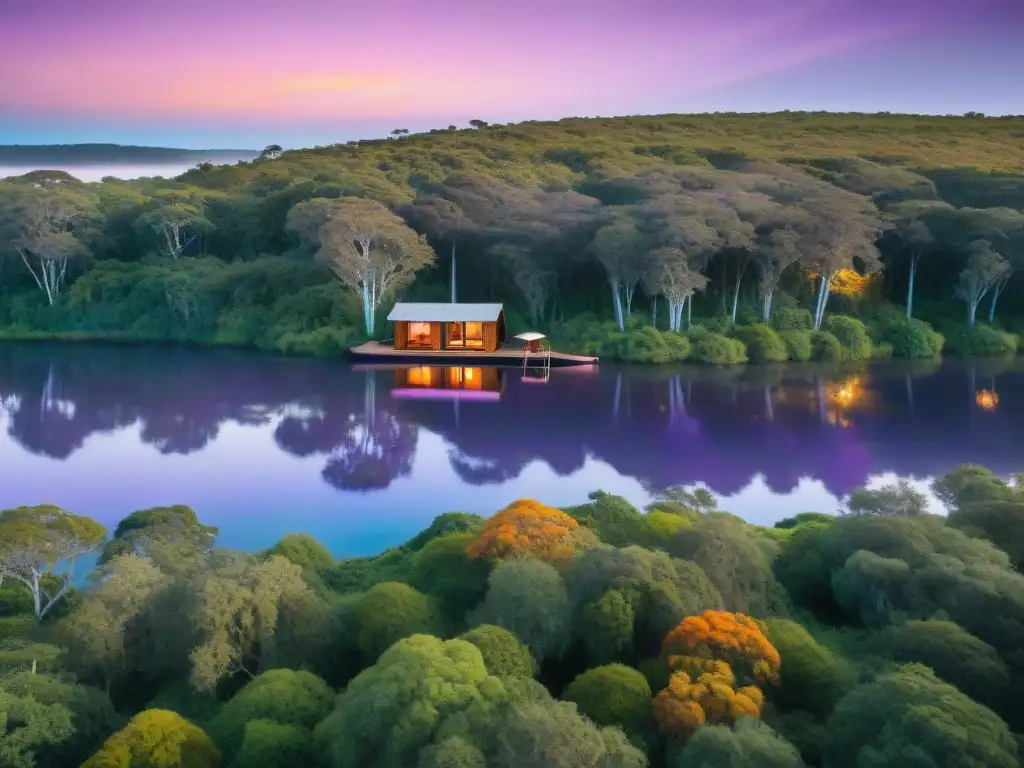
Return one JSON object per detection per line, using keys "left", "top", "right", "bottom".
{"left": 0, "top": 144, "right": 259, "bottom": 165}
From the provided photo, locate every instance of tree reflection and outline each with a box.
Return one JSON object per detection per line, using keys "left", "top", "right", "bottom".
{"left": 1, "top": 343, "right": 1023, "bottom": 502}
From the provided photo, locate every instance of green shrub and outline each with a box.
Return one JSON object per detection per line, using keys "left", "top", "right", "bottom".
{"left": 354, "top": 582, "right": 444, "bottom": 660}
{"left": 82, "top": 709, "right": 221, "bottom": 768}
{"left": 621, "top": 326, "right": 690, "bottom": 363}
{"left": 880, "top": 317, "right": 944, "bottom": 358}
{"left": 772, "top": 308, "right": 813, "bottom": 331}
{"left": 701, "top": 315, "right": 733, "bottom": 334}
{"left": 232, "top": 720, "right": 314, "bottom": 768}
{"left": 779, "top": 330, "right": 813, "bottom": 362}
{"left": 0, "top": 586, "right": 33, "bottom": 618}
{"left": 875, "top": 620, "right": 1009, "bottom": 711}
{"left": 459, "top": 624, "right": 536, "bottom": 679}
{"left": 737, "top": 306, "right": 760, "bottom": 325}
{"left": 562, "top": 664, "right": 652, "bottom": 735}
{"left": 550, "top": 317, "right": 690, "bottom": 363}
{"left": 409, "top": 532, "right": 491, "bottom": 618}
{"left": 275, "top": 326, "right": 353, "bottom": 357}
{"left": 871, "top": 341, "right": 894, "bottom": 359}
{"left": 206, "top": 669, "right": 335, "bottom": 759}
{"left": 692, "top": 332, "right": 748, "bottom": 365}
{"left": 944, "top": 324, "right": 1018, "bottom": 357}
{"left": 824, "top": 315, "right": 873, "bottom": 361}
{"left": 267, "top": 533, "right": 335, "bottom": 571}
{"left": 660, "top": 330, "right": 691, "bottom": 362}
{"left": 731, "top": 324, "right": 788, "bottom": 363}
{"left": 810, "top": 331, "right": 843, "bottom": 362}
{"left": 762, "top": 618, "right": 852, "bottom": 717}
{"left": 0, "top": 615, "right": 34, "bottom": 641}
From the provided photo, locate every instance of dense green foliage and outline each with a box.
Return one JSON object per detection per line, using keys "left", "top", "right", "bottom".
{"left": 3, "top": 113, "right": 1023, "bottom": 364}
{"left": 2, "top": 462, "right": 1024, "bottom": 766}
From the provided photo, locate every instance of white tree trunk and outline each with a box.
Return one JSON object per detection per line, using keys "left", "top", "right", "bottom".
{"left": 610, "top": 279, "right": 625, "bottom": 332}
{"left": 906, "top": 255, "right": 919, "bottom": 318}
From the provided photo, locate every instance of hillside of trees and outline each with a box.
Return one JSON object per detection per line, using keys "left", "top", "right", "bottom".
{"left": 1, "top": 112, "right": 1023, "bottom": 363}
{"left": 2, "top": 465, "right": 1024, "bottom": 766}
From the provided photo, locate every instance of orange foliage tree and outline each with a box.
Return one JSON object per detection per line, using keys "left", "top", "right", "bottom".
{"left": 466, "top": 499, "right": 579, "bottom": 563}
{"left": 653, "top": 659, "right": 765, "bottom": 739}
{"left": 661, "top": 610, "right": 781, "bottom": 687}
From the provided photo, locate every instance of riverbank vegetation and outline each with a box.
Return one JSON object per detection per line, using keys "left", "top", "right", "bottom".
{"left": 2, "top": 464, "right": 1024, "bottom": 766}
{"left": 1, "top": 113, "right": 1023, "bottom": 364}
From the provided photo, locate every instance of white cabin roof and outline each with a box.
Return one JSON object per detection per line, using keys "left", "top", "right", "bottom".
{"left": 387, "top": 302, "right": 504, "bottom": 322}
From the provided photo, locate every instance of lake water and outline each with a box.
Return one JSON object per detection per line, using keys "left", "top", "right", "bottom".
{"left": 1, "top": 342, "right": 1021, "bottom": 558}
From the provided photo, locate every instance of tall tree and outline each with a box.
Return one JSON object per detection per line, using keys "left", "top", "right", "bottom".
{"left": 489, "top": 243, "right": 554, "bottom": 326}
{"left": 286, "top": 197, "right": 435, "bottom": 335}
{"left": 956, "top": 239, "right": 1011, "bottom": 326}
{"left": 589, "top": 215, "right": 645, "bottom": 332}
{"left": 0, "top": 181, "right": 98, "bottom": 305}
{"left": 801, "top": 189, "right": 886, "bottom": 329}
{"left": 646, "top": 248, "right": 710, "bottom": 331}
{"left": 134, "top": 192, "right": 213, "bottom": 260}
{"left": 189, "top": 555, "right": 326, "bottom": 692}
{"left": 756, "top": 227, "right": 801, "bottom": 322}
{"left": 890, "top": 203, "right": 937, "bottom": 318}
{"left": 0, "top": 505, "right": 106, "bottom": 621}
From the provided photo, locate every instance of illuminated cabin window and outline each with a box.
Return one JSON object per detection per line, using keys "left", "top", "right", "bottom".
{"left": 443, "top": 367, "right": 482, "bottom": 389}
{"left": 407, "top": 366, "right": 434, "bottom": 387}
{"left": 465, "top": 322, "right": 484, "bottom": 348}
{"left": 407, "top": 322, "right": 432, "bottom": 348}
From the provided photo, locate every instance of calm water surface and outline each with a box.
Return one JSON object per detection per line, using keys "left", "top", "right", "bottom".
{"left": 1, "top": 342, "right": 1021, "bottom": 557}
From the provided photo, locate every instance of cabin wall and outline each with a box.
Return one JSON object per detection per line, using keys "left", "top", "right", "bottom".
{"left": 394, "top": 321, "right": 409, "bottom": 350}
{"left": 429, "top": 322, "right": 442, "bottom": 351}
{"left": 483, "top": 321, "right": 498, "bottom": 352}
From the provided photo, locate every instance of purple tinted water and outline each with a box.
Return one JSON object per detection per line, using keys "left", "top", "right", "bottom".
{"left": 1, "top": 342, "right": 1020, "bottom": 557}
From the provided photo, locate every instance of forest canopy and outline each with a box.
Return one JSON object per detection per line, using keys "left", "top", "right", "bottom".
{"left": 1, "top": 464, "right": 1024, "bottom": 766}
{"left": 1, "top": 112, "right": 1023, "bottom": 363}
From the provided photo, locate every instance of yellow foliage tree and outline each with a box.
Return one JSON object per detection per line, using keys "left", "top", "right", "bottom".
{"left": 466, "top": 499, "right": 580, "bottom": 563}
{"left": 652, "top": 660, "right": 765, "bottom": 739}
{"left": 661, "top": 610, "right": 781, "bottom": 687}
{"left": 829, "top": 268, "right": 872, "bottom": 298}
{"left": 81, "top": 709, "right": 221, "bottom": 768}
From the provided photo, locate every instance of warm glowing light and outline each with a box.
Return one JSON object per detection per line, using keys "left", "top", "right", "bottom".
{"left": 807, "top": 270, "right": 872, "bottom": 297}
{"left": 465, "top": 368, "right": 474, "bottom": 381}
{"left": 407, "top": 367, "right": 433, "bottom": 387}
{"left": 827, "top": 377, "right": 862, "bottom": 408}
{"left": 975, "top": 389, "right": 999, "bottom": 412}
{"left": 829, "top": 269, "right": 871, "bottom": 298}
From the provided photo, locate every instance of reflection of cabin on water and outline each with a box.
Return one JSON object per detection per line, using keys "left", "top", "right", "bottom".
{"left": 389, "top": 303, "right": 506, "bottom": 353}
{"left": 391, "top": 366, "right": 504, "bottom": 401}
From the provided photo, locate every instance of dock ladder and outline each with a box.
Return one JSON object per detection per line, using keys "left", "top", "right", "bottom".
{"left": 522, "top": 341, "right": 552, "bottom": 381}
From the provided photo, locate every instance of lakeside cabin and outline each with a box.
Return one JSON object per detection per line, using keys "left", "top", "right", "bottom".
{"left": 388, "top": 302, "right": 507, "bottom": 353}
{"left": 348, "top": 301, "right": 598, "bottom": 368}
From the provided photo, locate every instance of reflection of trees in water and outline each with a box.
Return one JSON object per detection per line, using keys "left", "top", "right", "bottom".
{"left": 1, "top": 343, "right": 1023, "bottom": 500}
{"left": 0, "top": 344, "right": 416, "bottom": 492}
{"left": 270, "top": 372, "right": 417, "bottom": 491}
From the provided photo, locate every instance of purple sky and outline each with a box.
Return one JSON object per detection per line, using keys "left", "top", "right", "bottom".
{"left": 0, "top": 0, "right": 1022, "bottom": 148}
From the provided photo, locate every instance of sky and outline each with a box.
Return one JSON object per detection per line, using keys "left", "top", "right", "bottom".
{"left": 1, "top": 0, "right": 1022, "bottom": 149}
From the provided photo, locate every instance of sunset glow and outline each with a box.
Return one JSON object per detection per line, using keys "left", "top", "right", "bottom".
{"left": 2, "top": 0, "right": 1022, "bottom": 146}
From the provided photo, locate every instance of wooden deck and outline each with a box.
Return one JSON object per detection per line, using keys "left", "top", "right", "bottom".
{"left": 348, "top": 341, "right": 598, "bottom": 368}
